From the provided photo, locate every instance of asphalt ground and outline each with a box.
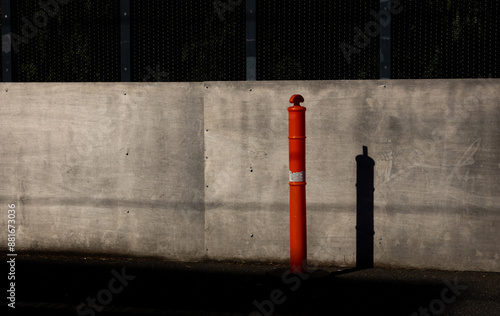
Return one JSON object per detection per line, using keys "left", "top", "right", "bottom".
{"left": 2, "top": 253, "right": 500, "bottom": 316}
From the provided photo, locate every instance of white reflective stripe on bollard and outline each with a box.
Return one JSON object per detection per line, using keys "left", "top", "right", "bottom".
{"left": 289, "top": 171, "right": 305, "bottom": 182}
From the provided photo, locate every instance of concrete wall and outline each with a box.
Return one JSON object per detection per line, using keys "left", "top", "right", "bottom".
{"left": 1, "top": 80, "right": 499, "bottom": 271}
{"left": 0, "top": 83, "right": 206, "bottom": 260}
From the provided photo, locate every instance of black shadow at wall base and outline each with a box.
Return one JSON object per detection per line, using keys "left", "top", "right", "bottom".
{"left": 9, "top": 254, "right": 479, "bottom": 316}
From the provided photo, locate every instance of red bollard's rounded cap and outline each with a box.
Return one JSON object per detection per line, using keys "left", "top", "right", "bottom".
{"left": 289, "top": 94, "right": 304, "bottom": 106}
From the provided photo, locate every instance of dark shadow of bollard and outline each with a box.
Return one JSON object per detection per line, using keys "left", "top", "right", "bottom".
{"left": 355, "top": 146, "right": 375, "bottom": 269}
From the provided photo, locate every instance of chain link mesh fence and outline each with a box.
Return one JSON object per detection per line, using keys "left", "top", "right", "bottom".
{"left": 10, "top": 0, "right": 120, "bottom": 82}
{"left": 131, "top": 0, "right": 246, "bottom": 82}
{"left": 2, "top": 0, "right": 499, "bottom": 82}
{"left": 257, "top": 0, "right": 379, "bottom": 80}
{"left": 392, "top": 0, "right": 500, "bottom": 79}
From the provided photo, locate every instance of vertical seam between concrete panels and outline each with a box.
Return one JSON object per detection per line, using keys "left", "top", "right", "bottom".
{"left": 202, "top": 82, "right": 209, "bottom": 260}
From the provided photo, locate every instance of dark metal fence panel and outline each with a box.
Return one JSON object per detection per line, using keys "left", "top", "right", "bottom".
{"left": 392, "top": 0, "right": 500, "bottom": 79}
{"left": 1, "top": 0, "right": 9, "bottom": 82}
{"left": 0, "top": 3, "right": 1, "bottom": 83}
{"left": 130, "top": 0, "right": 246, "bottom": 82}
{"left": 257, "top": 0, "right": 380, "bottom": 80}
{"left": 1, "top": 0, "right": 499, "bottom": 82}
{"left": 10, "top": 0, "right": 120, "bottom": 82}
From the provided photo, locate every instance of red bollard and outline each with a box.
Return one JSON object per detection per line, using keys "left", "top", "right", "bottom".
{"left": 288, "top": 94, "right": 307, "bottom": 274}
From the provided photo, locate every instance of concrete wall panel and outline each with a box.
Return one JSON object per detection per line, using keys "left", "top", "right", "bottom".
{"left": 204, "top": 79, "right": 500, "bottom": 271}
{"left": 0, "top": 83, "right": 205, "bottom": 260}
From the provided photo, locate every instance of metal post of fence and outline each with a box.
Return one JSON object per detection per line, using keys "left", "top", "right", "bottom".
{"left": 2, "top": 0, "right": 12, "bottom": 82}
{"left": 379, "top": 0, "right": 391, "bottom": 79}
{"left": 120, "top": 0, "right": 131, "bottom": 82}
{"left": 246, "top": 0, "right": 256, "bottom": 81}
